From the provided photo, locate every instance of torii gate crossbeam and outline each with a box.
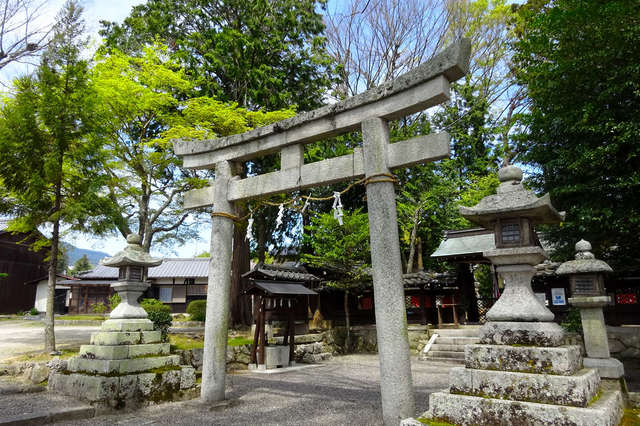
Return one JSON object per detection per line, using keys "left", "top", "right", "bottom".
{"left": 173, "top": 39, "right": 470, "bottom": 425}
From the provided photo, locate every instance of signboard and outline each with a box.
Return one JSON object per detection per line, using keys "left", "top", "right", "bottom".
{"left": 551, "top": 288, "right": 566, "bottom": 306}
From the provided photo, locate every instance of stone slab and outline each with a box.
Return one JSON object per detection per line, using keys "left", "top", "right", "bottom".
{"left": 425, "top": 390, "right": 622, "bottom": 426}
{"left": 79, "top": 343, "right": 170, "bottom": 360}
{"left": 465, "top": 344, "right": 582, "bottom": 375}
{"left": 89, "top": 330, "right": 161, "bottom": 345}
{"left": 67, "top": 354, "right": 180, "bottom": 375}
{"left": 583, "top": 357, "right": 624, "bottom": 379}
{"left": 449, "top": 367, "right": 599, "bottom": 407}
{"left": 480, "top": 321, "right": 566, "bottom": 346}
{"left": 101, "top": 319, "right": 154, "bottom": 332}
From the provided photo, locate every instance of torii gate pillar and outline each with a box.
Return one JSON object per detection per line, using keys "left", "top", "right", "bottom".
{"left": 363, "top": 117, "right": 415, "bottom": 423}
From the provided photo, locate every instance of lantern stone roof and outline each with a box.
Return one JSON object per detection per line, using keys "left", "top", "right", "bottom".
{"left": 459, "top": 165, "right": 564, "bottom": 229}
{"left": 556, "top": 239, "right": 613, "bottom": 275}
{"left": 100, "top": 234, "right": 163, "bottom": 268}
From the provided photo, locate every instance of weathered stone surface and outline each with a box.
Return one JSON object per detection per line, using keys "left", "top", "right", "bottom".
{"left": 578, "top": 306, "right": 611, "bottom": 358}
{"left": 48, "top": 373, "right": 119, "bottom": 402}
{"left": 23, "top": 364, "right": 49, "bottom": 384}
{"left": 180, "top": 366, "right": 196, "bottom": 390}
{"left": 67, "top": 354, "right": 180, "bottom": 375}
{"left": 90, "top": 331, "right": 141, "bottom": 345}
{"left": 399, "top": 418, "right": 423, "bottom": 426}
{"left": 101, "top": 319, "right": 154, "bottom": 332}
{"left": 465, "top": 344, "right": 582, "bottom": 375}
{"left": 424, "top": 390, "right": 622, "bottom": 426}
{"left": 46, "top": 357, "right": 68, "bottom": 373}
{"left": 583, "top": 357, "right": 624, "bottom": 379}
{"left": 79, "top": 343, "right": 169, "bottom": 360}
{"left": 449, "top": 367, "right": 599, "bottom": 407}
{"left": 480, "top": 321, "right": 566, "bottom": 346}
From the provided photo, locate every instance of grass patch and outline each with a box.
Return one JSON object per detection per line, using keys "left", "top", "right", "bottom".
{"left": 228, "top": 337, "right": 252, "bottom": 347}
{"left": 56, "top": 315, "right": 106, "bottom": 321}
{"left": 7, "top": 348, "right": 78, "bottom": 363}
{"left": 621, "top": 409, "right": 640, "bottom": 426}
{"left": 416, "top": 417, "right": 458, "bottom": 426}
{"left": 169, "top": 334, "right": 252, "bottom": 351}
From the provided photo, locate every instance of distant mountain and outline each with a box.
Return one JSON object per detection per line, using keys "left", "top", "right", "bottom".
{"left": 62, "top": 242, "right": 111, "bottom": 268}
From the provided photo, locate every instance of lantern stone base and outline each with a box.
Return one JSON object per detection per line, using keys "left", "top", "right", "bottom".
{"left": 48, "top": 318, "right": 197, "bottom": 409}
{"left": 584, "top": 357, "right": 625, "bottom": 379}
{"left": 421, "top": 341, "right": 623, "bottom": 425}
{"left": 480, "top": 321, "right": 566, "bottom": 346}
{"left": 424, "top": 389, "right": 622, "bottom": 426}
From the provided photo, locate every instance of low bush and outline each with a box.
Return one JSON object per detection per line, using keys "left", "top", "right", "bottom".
{"left": 91, "top": 302, "right": 108, "bottom": 314}
{"left": 108, "top": 293, "right": 121, "bottom": 311}
{"left": 29, "top": 307, "right": 39, "bottom": 315}
{"left": 141, "top": 298, "right": 172, "bottom": 342}
{"left": 186, "top": 300, "right": 206, "bottom": 322}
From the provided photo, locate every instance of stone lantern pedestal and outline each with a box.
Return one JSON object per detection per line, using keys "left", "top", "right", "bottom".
{"left": 419, "top": 166, "right": 622, "bottom": 425}
{"left": 558, "top": 240, "right": 625, "bottom": 381}
{"left": 48, "top": 235, "right": 196, "bottom": 408}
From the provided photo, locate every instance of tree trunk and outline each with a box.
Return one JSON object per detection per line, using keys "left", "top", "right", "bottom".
{"left": 406, "top": 208, "right": 421, "bottom": 273}
{"left": 344, "top": 290, "right": 351, "bottom": 352}
{"left": 416, "top": 237, "right": 423, "bottom": 271}
{"left": 230, "top": 209, "right": 252, "bottom": 326}
{"left": 45, "top": 208, "right": 61, "bottom": 353}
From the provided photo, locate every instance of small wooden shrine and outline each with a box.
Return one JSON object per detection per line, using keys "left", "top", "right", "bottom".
{"left": 245, "top": 280, "right": 317, "bottom": 369}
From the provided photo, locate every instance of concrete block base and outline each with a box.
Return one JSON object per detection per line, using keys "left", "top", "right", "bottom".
{"left": 79, "top": 343, "right": 170, "bottom": 360}
{"left": 90, "top": 331, "right": 161, "bottom": 346}
{"left": 480, "top": 321, "right": 566, "bottom": 346}
{"left": 424, "top": 390, "right": 622, "bottom": 426}
{"left": 100, "top": 319, "right": 154, "bottom": 332}
{"left": 449, "top": 367, "right": 599, "bottom": 407}
{"left": 583, "top": 357, "right": 625, "bottom": 379}
{"left": 48, "top": 365, "right": 196, "bottom": 408}
{"left": 465, "top": 344, "right": 582, "bottom": 375}
{"left": 67, "top": 354, "right": 180, "bottom": 375}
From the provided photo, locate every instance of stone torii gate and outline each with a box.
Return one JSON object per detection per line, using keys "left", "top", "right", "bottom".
{"left": 174, "top": 39, "right": 470, "bottom": 425}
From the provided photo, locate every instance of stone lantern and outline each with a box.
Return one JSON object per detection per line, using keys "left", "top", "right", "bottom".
{"left": 420, "top": 164, "right": 623, "bottom": 426}
{"left": 459, "top": 164, "right": 566, "bottom": 345}
{"left": 102, "top": 234, "right": 163, "bottom": 321}
{"left": 557, "top": 239, "right": 624, "bottom": 379}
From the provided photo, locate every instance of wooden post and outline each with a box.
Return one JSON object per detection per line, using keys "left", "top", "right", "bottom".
{"left": 250, "top": 296, "right": 260, "bottom": 365}
{"left": 289, "top": 300, "right": 296, "bottom": 364}
{"left": 258, "top": 297, "right": 266, "bottom": 366}
{"left": 421, "top": 292, "right": 428, "bottom": 326}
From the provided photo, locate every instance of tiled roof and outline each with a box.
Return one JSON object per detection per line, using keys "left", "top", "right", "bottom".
{"left": 76, "top": 257, "right": 211, "bottom": 280}
{"left": 403, "top": 271, "right": 458, "bottom": 288}
{"left": 243, "top": 262, "right": 321, "bottom": 282}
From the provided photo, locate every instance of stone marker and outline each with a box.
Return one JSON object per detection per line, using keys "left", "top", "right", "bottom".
{"left": 48, "top": 235, "right": 196, "bottom": 408}
{"left": 558, "top": 239, "right": 625, "bottom": 380}
{"left": 419, "top": 164, "right": 622, "bottom": 426}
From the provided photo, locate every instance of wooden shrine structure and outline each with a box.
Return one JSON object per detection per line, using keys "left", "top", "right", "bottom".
{"left": 245, "top": 281, "right": 317, "bottom": 369}
{"left": 173, "top": 39, "right": 470, "bottom": 425}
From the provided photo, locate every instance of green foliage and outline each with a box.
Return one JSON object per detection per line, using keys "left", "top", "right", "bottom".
{"left": 561, "top": 307, "right": 583, "bottom": 334}
{"left": 29, "top": 307, "right": 39, "bottom": 316}
{"left": 186, "top": 300, "right": 206, "bottom": 322}
{"left": 90, "top": 302, "right": 108, "bottom": 315}
{"left": 474, "top": 264, "right": 494, "bottom": 300}
{"left": 141, "top": 298, "right": 172, "bottom": 341}
{"left": 514, "top": 0, "right": 640, "bottom": 266}
{"left": 99, "top": 0, "right": 334, "bottom": 110}
{"left": 71, "top": 254, "right": 92, "bottom": 274}
{"left": 108, "top": 293, "right": 121, "bottom": 311}
{"left": 16, "top": 310, "right": 25, "bottom": 316}
{"left": 302, "top": 209, "right": 371, "bottom": 289}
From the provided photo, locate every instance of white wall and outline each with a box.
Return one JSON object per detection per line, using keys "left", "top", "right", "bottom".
{"left": 34, "top": 281, "right": 48, "bottom": 312}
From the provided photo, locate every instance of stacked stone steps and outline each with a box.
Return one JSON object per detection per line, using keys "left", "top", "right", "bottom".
{"left": 420, "top": 327, "right": 480, "bottom": 364}
{"left": 423, "top": 342, "right": 623, "bottom": 425}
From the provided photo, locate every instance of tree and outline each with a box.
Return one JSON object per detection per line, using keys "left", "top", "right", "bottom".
{"left": 0, "top": 0, "right": 53, "bottom": 70}
{"left": 302, "top": 209, "right": 370, "bottom": 351}
{"left": 91, "top": 44, "right": 294, "bottom": 252}
{"left": 513, "top": 0, "right": 640, "bottom": 266}
{"left": 100, "top": 1, "right": 334, "bottom": 326}
{"left": 0, "top": 1, "right": 112, "bottom": 352}
{"left": 71, "top": 254, "right": 91, "bottom": 274}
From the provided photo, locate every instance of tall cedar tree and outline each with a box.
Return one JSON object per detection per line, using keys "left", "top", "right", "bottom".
{"left": 0, "top": 1, "right": 112, "bottom": 351}
{"left": 514, "top": 0, "right": 640, "bottom": 266}
{"left": 99, "top": 0, "right": 334, "bottom": 326}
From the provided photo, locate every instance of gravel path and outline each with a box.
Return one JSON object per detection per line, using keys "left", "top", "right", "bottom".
{"left": 53, "top": 354, "right": 453, "bottom": 426}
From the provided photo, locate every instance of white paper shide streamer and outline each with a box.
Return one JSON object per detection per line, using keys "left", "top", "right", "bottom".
{"left": 276, "top": 203, "right": 284, "bottom": 228}
{"left": 245, "top": 214, "right": 254, "bottom": 242}
{"left": 332, "top": 191, "right": 344, "bottom": 225}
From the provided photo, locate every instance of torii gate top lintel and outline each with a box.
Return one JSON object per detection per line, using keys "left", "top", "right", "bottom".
{"left": 174, "top": 38, "right": 471, "bottom": 208}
